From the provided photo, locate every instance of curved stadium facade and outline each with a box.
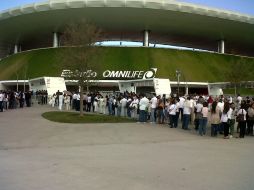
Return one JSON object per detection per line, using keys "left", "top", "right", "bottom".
{"left": 0, "top": 0, "right": 254, "bottom": 58}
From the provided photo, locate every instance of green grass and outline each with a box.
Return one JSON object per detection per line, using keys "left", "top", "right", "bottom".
{"left": 42, "top": 111, "right": 136, "bottom": 123}
{"left": 0, "top": 47, "right": 254, "bottom": 82}
{"left": 223, "top": 88, "right": 254, "bottom": 96}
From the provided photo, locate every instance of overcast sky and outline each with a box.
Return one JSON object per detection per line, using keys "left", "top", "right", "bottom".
{"left": 0, "top": 0, "right": 253, "bottom": 15}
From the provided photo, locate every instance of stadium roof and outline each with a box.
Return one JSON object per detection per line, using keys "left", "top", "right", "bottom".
{"left": 0, "top": 0, "right": 254, "bottom": 55}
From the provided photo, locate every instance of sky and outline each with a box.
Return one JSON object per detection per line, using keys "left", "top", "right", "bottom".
{"left": 0, "top": 0, "right": 254, "bottom": 16}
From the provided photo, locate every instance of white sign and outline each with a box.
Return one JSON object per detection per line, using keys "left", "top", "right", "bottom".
{"left": 61, "top": 68, "right": 157, "bottom": 79}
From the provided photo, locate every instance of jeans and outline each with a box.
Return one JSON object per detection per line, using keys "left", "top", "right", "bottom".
{"left": 127, "top": 107, "right": 132, "bottom": 118}
{"left": 157, "top": 109, "right": 164, "bottom": 124}
{"left": 139, "top": 110, "right": 147, "bottom": 122}
{"left": 182, "top": 114, "right": 190, "bottom": 130}
{"left": 117, "top": 106, "right": 121, "bottom": 116}
{"left": 108, "top": 103, "right": 112, "bottom": 115}
{"left": 211, "top": 124, "right": 219, "bottom": 136}
{"left": 151, "top": 108, "right": 156, "bottom": 122}
{"left": 199, "top": 117, "right": 207, "bottom": 135}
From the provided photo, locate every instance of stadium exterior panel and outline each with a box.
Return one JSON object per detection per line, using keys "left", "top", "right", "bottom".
{"left": 0, "top": 0, "right": 254, "bottom": 58}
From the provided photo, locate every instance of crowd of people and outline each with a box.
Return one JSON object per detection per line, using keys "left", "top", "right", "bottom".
{"left": 1, "top": 89, "right": 254, "bottom": 139}
{"left": 47, "top": 90, "right": 254, "bottom": 138}
{"left": 0, "top": 90, "right": 32, "bottom": 112}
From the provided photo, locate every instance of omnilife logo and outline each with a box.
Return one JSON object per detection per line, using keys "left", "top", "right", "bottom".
{"left": 102, "top": 68, "right": 157, "bottom": 79}
{"left": 61, "top": 68, "right": 157, "bottom": 79}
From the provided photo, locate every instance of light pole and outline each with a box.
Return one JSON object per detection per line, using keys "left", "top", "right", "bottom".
{"left": 176, "top": 70, "right": 181, "bottom": 96}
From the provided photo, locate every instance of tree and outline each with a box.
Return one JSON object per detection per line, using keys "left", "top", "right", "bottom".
{"left": 225, "top": 58, "right": 251, "bottom": 97}
{"left": 59, "top": 20, "right": 102, "bottom": 116}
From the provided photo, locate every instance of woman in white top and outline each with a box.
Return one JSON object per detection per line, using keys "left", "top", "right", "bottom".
{"left": 199, "top": 102, "right": 208, "bottom": 136}
{"left": 221, "top": 102, "right": 231, "bottom": 139}
{"left": 237, "top": 103, "right": 247, "bottom": 138}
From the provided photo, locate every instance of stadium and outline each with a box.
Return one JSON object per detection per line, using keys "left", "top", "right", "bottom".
{"left": 0, "top": 0, "right": 254, "bottom": 95}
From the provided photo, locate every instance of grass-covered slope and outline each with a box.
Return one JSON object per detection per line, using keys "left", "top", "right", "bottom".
{"left": 0, "top": 47, "right": 253, "bottom": 82}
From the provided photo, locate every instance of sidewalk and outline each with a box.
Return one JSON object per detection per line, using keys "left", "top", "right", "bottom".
{"left": 0, "top": 105, "right": 253, "bottom": 190}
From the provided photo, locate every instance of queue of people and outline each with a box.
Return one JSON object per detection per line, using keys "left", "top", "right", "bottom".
{"left": 47, "top": 90, "right": 254, "bottom": 139}
{"left": 0, "top": 90, "right": 33, "bottom": 112}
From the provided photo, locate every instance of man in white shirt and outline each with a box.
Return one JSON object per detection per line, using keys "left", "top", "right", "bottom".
{"left": 139, "top": 94, "right": 149, "bottom": 123}
{"left": 150, "top": 93, "right": 157, "bottom": 123}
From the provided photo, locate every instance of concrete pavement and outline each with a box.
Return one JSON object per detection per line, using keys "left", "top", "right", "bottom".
{"left": 0, "top": 105, "right": 253, "bottom": 190}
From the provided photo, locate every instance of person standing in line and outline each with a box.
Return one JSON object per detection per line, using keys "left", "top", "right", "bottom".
{"left": 4, "top": 92, "right": 8, "bottom": 111}
{"left": 182, "top": 97, "right": 192, "bottom": 130}
{"left": 65, "top": 95, "right": 71, "bottom": 111}
{"left": 126, "top": 96, "right": 132, "bottom": 118}
{"left": 168, "top": 98, "right": 177, "bottom": 128}
{"left": 120, "top": 96, "right": 127, "bottom": 117}
{"left": 108, "top": 95, "right": 114, "bottom": 115}
{"left": 199, "top": 102, "right": 208, "bottom": 136}
{"left": 221, "top": 102, "right": 230, "bottom": 139}
{"left": 93, "top": 94, "right": 99, "bottom": 113}
{"left": 194, "top": 99, "right": 203, "bottom": 131}
{"left": 56, "top": 90, "right": 60, "bottom": 106}
{"left": 247, "top": 102, "right": 254, "bottom": 136}
{"left": 72, "top": 92, "right": 77, "bottom": 110}
{"left": 175, "top": 98, "right": 180, "bottom": 128}
{"left": 150, "top": 93, "right": 157, "bottom": 123}
{"left": 116, "top": 96, "right": 121, "bottom": 117}
{"left": 76, "top": 93, "right": 80, "bottom": 111}
{"left": 229, "top": 103, "right": 237, "bottom": 138}
{"left": 237, "top": 103, "right": 247, "bottom": 138}
{"left": 178, "top": 96, "right": 185, "bottom": 121}
{"left": 58, "top": 92, "right": 64, "bottom": 111}
{"left": 138, "top": 94, "right": 149, "bottom": 123}
{"left": 87, "top": 94, "right": 92, "bottom": 112}
{"left": 210, "top": 101, "right": 220, "bottom": 137}
{"left": 0, "top": 91, "right": 4, "bottom": 112}
{"left": 190, "top": 96, "right": 195, "bottom": 124}
{"left": 157, "top": 95, "right": 164, "bottom": 124}
{"left": 131, "top": 96, "right": 139, "bottom": 119}
{"left": 217, "top": 99, "right": 225, "bottom": 134}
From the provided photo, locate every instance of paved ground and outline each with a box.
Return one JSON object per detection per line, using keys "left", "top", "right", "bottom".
{"left": 0, "top": 105, "right": 254, "bottom": 190}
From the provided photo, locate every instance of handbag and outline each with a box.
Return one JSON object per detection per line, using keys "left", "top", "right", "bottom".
{"left": 236, "top": 109, "right": 244, "bottom": 122}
